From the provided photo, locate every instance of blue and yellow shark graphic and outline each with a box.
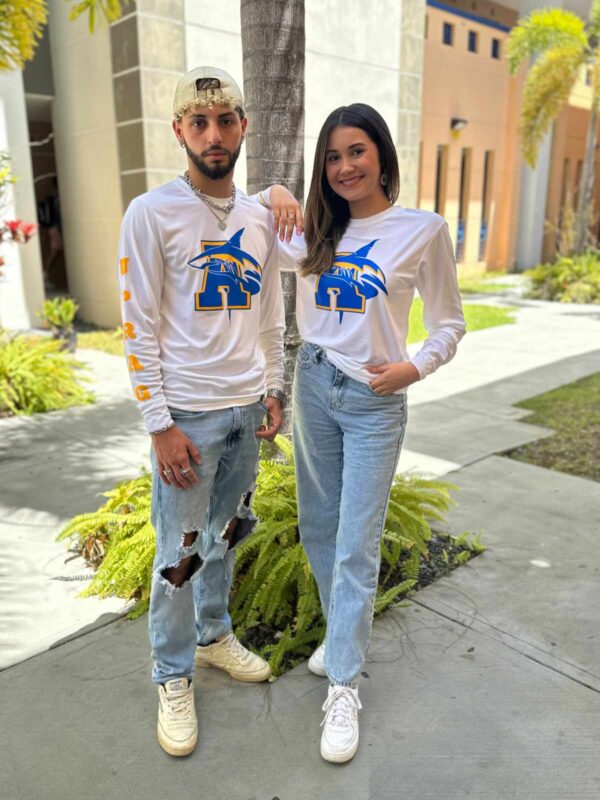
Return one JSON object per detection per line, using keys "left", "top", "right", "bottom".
{"left": 188, "top": 228, "right": 262, "bottom": 318}
{"left": 315, "top": 240, "right": 387, "bottom": 322}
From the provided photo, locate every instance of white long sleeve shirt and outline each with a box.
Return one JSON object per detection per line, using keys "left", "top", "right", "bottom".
{"left": 268, "top": 200, "right": 465, "bottom": 389}
{"left": 117, "top": 178, "right": 285, "bottom": 434}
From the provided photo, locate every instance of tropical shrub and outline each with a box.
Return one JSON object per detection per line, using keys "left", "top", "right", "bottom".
{"left": 0, "top": 330, "right": 93, "bottom": 415}
{"left": 526, "top": 251, "right": 600, "bottom": 303}
{"left": 57, "top": 438, "right": 482, "bottom": 676}
{"left": 40, "top": 297, "right": 79, "bottom": 335}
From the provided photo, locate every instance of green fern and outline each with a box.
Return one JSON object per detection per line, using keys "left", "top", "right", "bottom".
{"left": 58, "top": 437, "right": 465, "bottom": 676}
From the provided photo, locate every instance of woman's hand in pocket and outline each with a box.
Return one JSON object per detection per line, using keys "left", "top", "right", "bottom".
{"left": 366, "top": 362, "right": 420, "bottom": 395}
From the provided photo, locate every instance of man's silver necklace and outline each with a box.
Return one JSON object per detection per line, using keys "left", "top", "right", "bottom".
{"left": 181, "top": 171, "right": 235, "bottom": 231}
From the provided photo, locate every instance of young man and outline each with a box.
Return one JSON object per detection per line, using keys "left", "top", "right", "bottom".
{"left": 117, "top": 67, "right": 286, "bottom": 757}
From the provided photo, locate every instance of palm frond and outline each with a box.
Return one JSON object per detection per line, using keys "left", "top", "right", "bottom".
{"left": 519, "top": 45, "right": 584, "bottom": 166}
{"left": 506, "top": 9, "right": 587, "bottom": 74}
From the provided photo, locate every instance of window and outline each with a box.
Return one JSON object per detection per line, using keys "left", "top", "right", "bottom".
{"left": 491, "top": 38, "right": 500, "bottom": 59}
{"left": 425, "top": 15, "right": 429, "bottom": 39}
{"left": 443, "top": 23, "right": 454, "bottom": 46}
{"left": 585, "top": 68, "right": 592, "bottom": 86}
{"left": 468, "top": 31, "right": 478, "bottom": 53}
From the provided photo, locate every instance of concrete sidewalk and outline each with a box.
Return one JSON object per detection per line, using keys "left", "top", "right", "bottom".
{"left": 1, "top": 297, "right": 600, "bottom": 798}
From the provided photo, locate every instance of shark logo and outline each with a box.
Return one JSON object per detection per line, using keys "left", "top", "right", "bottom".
{"left": 315, "top": 240, "right": 387, "bottom": 322}
{"left": 188, "top": 229, "right": 262, "bottom": 318}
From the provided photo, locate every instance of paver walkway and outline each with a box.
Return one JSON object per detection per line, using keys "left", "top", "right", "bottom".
{"left": 1, "top": 296, "right": 599, "bottom": 798}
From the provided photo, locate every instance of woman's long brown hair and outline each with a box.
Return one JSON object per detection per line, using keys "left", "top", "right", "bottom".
{"left": 300, "top": 103, "right": 400, "bottom": 277}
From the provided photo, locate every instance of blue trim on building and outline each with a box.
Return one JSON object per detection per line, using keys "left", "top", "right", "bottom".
{"left": 426, "top": 0, "right": 511, "bottom": 33}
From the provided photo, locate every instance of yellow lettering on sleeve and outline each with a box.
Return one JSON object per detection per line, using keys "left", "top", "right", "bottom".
{"left": 135, "top": 385, "right": 151, "bottom": 402}
{"left": 123, "top": 322, "right": 136, "bottom": 339}
{"left": 122, "top": 290, "right": 131, "bottom": 302}
{"left": 128, "top": 354, "right": 144, "bottom": 372}
{"left": 119, "top": 258, "right": 129, "bottom": 275}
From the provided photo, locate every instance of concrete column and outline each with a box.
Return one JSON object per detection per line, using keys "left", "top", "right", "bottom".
{"left": 0, "top": 71, "right": 45, "bottom": 330}
{"left": 47, "top": 0, "right": 123, "bottom": 327}
{"left": 515, "top": 128, "right": 553, "bottom": 270}
{"left": 397, "top": 0, "right": 425, "bottom": 208}
{"left": 111, "top": 0, "right": 187, "bottom": 209}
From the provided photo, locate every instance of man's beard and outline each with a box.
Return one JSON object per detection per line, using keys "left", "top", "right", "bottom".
{"left": 184, "top": 141, "right": 243, "bottom": 181}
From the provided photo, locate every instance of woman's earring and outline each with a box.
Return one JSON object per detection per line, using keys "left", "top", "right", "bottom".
{"left": 179, "top": 141, "right": 185, "bottom": 149}
{"left": 380, "top": 173, "right": 388, "bottom": 186}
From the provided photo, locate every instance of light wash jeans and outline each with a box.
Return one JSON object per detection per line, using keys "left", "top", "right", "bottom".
{"left": 293, "top": 342, "right": 407, "bottom": 687}
{"left": 148, "top": 402, "right": 264, "bottom": 685}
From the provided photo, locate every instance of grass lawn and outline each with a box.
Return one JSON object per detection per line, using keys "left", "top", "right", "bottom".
{"left": 78, "top": 328, "right": 124, "bottom": 356}
{"left": 457, "top": 270, "right": 527, "bottom": 296}
{"left": 459, "top": 280, "right": 515, "bottom": 294}
{"left": 78, "top": 300, "right": 515, "bottom": 355}
{"left": 505, "top": 371, "right": 600, "bottom": 482}
{"left": 408, "top": 297, "right": 515, "bottom": 343}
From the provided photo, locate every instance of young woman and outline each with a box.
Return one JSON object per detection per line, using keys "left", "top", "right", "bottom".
{"left": 257, "top": 103, "right": 465, "bottom": 763}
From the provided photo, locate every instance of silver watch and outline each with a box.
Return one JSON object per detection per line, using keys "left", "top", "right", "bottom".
{"left": 264, "top": 388, "right": 287, "bottom": 408}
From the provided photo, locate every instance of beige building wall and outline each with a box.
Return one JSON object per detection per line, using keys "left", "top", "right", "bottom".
{"left": 420, "top": 2, "right": 520, "bottom": 271}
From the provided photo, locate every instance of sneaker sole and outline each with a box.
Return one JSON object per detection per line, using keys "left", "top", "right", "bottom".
{"left": 157, "top": 722, "right": 197, "bottom": 757}
{"left": 307, "top": 658, "right": 327, "bottom": 677}
{"left": 320, "top": 736, "right": 359, "bottom": 764}
{"left": 196, "top": 660, "right": 272, "bottom": 682}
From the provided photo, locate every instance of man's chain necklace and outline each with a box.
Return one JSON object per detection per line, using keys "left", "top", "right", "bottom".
{"left": 181, "top": 171, "right": 236, "bottom": 230}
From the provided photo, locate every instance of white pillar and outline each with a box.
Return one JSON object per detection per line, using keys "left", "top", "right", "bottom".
{"left": 0, "top": 71, "right": 45, "bottom": 330}
{"left": 515, "top": 128, "right": 553, "bottom": 271}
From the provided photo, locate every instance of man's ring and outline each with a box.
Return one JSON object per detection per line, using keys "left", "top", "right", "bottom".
{"left": 180, "top": 467, "right": 190, "bottom": 474}
{"left": 163, "top": 468, "right": 173, "bottom": 476}
{"left": 287, "top": 211, "right": 295, "bottom": 218}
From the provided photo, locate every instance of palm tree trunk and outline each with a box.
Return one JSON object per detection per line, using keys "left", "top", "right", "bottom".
{"left": 241, "top": 0, "right": 305, "bottom": 437}
{"left": 574, "top": 99, "right": 599, "bottom": 253}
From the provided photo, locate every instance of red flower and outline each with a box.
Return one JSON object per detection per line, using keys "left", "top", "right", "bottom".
{"left": 20, "top": 222, "right": 36, "bottom": 242}
{"left": 5, "top": 220, "right": 21, "bottom": 237}
{"left": 1, "top": 219, "right": 37, "bottom": 243}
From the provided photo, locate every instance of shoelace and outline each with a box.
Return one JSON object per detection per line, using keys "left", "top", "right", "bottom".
{"left": 165, "top": 692, "right": 193, "bottom": 722}
{"left": 222, "top": 634, "right": 250, "bottom": 663}
{"left": 321, "top": 687, "right": 362, "bottom": 728}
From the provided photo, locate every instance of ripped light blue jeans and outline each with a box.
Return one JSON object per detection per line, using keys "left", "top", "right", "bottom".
{"left": 148, "top": 402, "right": 264, "bottom": 685}
{"left": 293, "top": 343, "right": 408, "bottom": 687}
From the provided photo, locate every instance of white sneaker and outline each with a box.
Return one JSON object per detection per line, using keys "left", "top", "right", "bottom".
{"left": 308, "top": 640, "right": 327, "bottom": 677}
{"left": 157, "top": 678, "right": 197, "bottom": 757}
{"left": 195, "top": 633, "right": 271, "bottom": 682}
{"left": 320, "top": 684, "right": 362, "bottom": 763}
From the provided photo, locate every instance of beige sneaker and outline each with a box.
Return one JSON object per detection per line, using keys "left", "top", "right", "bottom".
{"left": 195, "top": 633, "right": 271, "bottom": 682}
{"left": 157, "top": 678, "right": 197, "bottom": 757}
